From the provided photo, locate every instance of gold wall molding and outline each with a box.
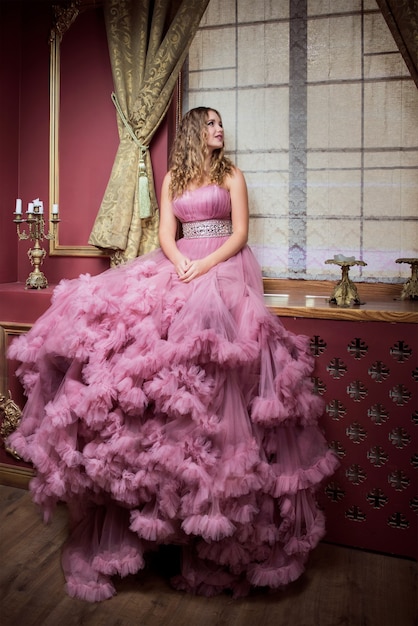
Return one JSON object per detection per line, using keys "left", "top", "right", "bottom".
{"left": 0, "top": 323, "right": 30, "bottom": 445}
{"left": 0, "top": 463, "right": 33, "bottom": 489}
{"left": 49, "top": 2, "right": 107, "bottom": 258}
{"left": 50, "top": 1, "right": 81, "bottom": 43}
{"left": 0, "top": 323, "right": 33, "bottom": 484}
{"left": 0, "top": 323, "right": 31, "bottom": 397}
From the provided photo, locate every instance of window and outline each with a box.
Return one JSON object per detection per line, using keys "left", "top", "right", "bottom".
{"left": 184, "top": 0, "right": 418, "bottom": 282}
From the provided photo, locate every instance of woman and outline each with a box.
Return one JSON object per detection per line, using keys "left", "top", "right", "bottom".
{"left": 7, "top": 107, "right": 338, "bottom": 601}
{"left": 159, "top": 107, "right": 249, "bottom": 283}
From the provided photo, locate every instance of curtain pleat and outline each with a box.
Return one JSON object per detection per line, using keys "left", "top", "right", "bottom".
{"left": 88, "top": 0, "right": 210, "bottom": 264}
{"left": 376, "top": 0, "right": 418, "bottom": 88}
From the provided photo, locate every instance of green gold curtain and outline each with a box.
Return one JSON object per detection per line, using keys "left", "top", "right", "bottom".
{"left": 376, "top": 0, "right": 418, "bottom": 88}
{"left": 88, "top": 0, "right": 210, "bottom": 264}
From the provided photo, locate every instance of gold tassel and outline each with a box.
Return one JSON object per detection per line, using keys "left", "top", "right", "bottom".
{"left": 111, "top": 93, "right": 151, "bottom": 219}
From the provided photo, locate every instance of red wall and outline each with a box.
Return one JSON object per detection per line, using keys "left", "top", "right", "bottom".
{"left": 0, "top": 1, "right": 170, "bottom": 288}
{"left": 0, "top": 1, "right": 21, "bottom": 283}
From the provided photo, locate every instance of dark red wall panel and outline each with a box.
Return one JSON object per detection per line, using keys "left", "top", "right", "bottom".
{"left": 59, "top": 8, "right": 119, "bottom": 248}
{"left": 0, "top": 1, "right": 21, "bottom": 283}
{"left": 282, "top": 316, "right": 417, "bottom": 559}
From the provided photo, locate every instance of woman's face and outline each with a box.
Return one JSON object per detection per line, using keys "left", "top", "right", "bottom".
{"left": 205, "top": 110, "right": 224, "bottom": 152}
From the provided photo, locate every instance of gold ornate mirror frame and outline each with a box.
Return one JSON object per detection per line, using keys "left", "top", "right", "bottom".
{"left": 49, "top": 1, "right": 106, "bottom": 257}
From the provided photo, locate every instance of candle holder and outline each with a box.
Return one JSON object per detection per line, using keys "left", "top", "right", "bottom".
{"left": 395, "top": 258, "right": 418, "bottom": 300}
{"left": 14, "top": 200, "right": 60, "bottom": 289}
{"left": 325, "top": 256, "right": 367, "bottom": 307}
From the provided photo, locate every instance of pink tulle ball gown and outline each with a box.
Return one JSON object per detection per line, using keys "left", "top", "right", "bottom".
{"left": 8, "top": 184, "right": 338, "bottom": 601}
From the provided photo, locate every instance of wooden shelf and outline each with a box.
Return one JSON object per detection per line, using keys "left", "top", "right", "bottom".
{"left": 1, "top": 279, "right": 417, "bottom": 326}
{"left": 262, "top": 278, "right": 418, "bottom": 323}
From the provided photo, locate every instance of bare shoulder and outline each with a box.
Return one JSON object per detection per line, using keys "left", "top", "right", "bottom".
{"left": 225, "top": 166, "right": 247, "bottom": 191}
{"left": 162, "top": 170, "right": 172, "bottom": 188}
{"left": 161, "top": 171, "right": 173, "bottom": 202}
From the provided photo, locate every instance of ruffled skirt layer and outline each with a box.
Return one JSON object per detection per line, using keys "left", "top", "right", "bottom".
{"left": 8, "top": 240, "right": 338, "bottom": 601}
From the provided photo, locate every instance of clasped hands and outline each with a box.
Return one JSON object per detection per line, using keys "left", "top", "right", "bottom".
{"left": 175, "top": 255, "right": 211, "bottom": 283}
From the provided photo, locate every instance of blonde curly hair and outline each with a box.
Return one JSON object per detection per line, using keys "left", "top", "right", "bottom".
{"left": 169, "top": 107, "right": 234, "bottom": 199}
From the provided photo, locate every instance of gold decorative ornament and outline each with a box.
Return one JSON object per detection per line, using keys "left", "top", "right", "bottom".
{"left": 325, "top": 256, "right": 367, "bottom": 307}
{"left": 50, "top": 1, "right": 81, "bottom": 43}
{"left": 0, "top": 392, "right": 23, "bottom": 461}
{"left": 395, "top": 258, "right": 418, "bottom": 300}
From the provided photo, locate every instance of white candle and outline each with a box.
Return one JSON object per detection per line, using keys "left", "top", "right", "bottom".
{"left": 27, "top": 202, "right": 34, "bottom": 213}
{"left": 15, "top": 199, "right": 22, "bottom": 214}
{"left": 38, "top": 201, "right": 44, "bottom": 214}
{"left": 52, "top": 203, "right": 59, "bottom": 214}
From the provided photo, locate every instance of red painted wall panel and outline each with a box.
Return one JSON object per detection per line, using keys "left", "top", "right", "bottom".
{"left": 282, "top": 316, "right": 417, "bottom": 559}
{"left": 58, "top": 8, "right": 119, "bottom": 249}
{"left": 0, "top": 1, "right": 21, "bottom": 283}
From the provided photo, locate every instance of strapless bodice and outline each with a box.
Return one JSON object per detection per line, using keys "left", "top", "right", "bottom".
{"left": 172, "top": 185, "right": 231, "bottom": 223}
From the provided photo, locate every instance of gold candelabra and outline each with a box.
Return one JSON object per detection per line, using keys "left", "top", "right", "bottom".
{"left": 14, "top": 198, "right": 60, "bottom": 289}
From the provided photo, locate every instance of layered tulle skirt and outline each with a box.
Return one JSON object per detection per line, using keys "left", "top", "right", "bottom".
{"left": 8, "top": 239, "right": 338, "bottom": 601}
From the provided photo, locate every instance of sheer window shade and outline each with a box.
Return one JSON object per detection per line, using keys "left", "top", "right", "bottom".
{"left": 185, "top": 0, "right": 418, "bottom": 282}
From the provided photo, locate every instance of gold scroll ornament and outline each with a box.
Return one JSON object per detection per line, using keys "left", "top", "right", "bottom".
{"left": 0, "top": 392, "right": 23, "bottom": 460}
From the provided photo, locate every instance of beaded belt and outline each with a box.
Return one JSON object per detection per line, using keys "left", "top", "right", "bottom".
{"left": 182, "top": 219, "right": 232, "bottom": 239}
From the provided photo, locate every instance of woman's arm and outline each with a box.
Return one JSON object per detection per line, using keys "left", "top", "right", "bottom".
{"left": 159, "top": 172, "right": 191, "bottom": 277}
{"left": 179, "top": 167, "right": 249, "bottom": 283}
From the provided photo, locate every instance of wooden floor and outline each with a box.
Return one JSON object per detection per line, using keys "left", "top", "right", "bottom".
{"left": 1, "top": 485, "right": 416, "bottom": 626}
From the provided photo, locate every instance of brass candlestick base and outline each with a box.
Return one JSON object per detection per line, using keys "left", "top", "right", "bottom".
{"left": 26, "top": 240, "right": 48, "bottom": 289}
{"left": 26, "top": 271, "right": 48, "bottom": 290}
{"left": 396, "top": 258, "right": 418, "bottom": 300}
{"left": 325, "top": 257, "right": 367, "bottom": 307}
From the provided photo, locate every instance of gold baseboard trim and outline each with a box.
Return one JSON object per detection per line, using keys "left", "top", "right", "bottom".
{"left": 0, "top": 463, "right": 33, "bottom": 489}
